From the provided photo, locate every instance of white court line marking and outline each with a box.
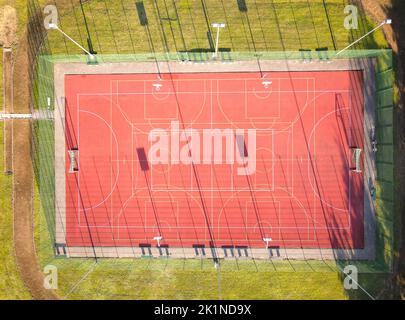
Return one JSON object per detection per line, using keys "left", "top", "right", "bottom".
{"left": 81, "top": 178, "right": 349, "bottom": 236}
{"left": 144, "top": 79, "right": 178, "bottom": 120}
{"left": 112, "top": 185, "right": 205, "bottom": 231}
{"left": 255, "top": 147, "right": 274, "bottom": 188}
{"left": 111, "top": 81, "right": 114, "bottom": 236}
{"left": 313, "top": 79, "right": 317, "bottom": 229}
{"left": 71, "top": 74, "right": 356, "bottom": 239}
{"left": 246, "top": 200, "right": 280, "bottom": 238}
{"left": 77, "top": 94, "right": 80, "bottom": 226}
{"left": 116, "top": 200, "right": 179, "bottom": 241}
{"left": 83, "top": 225, "right": 350, "bottom": 231}
{"left": 210, "top": 79, "right": 213, "bottom": 243}
{"left": 307, "top": 106, "right": 352, "bottom": 214}
{"left": 148, "top": 127, "right": 274, "bottom": 192}
{"left": 305, "top": 78, "right": 314, "bottom": 237}
{"left": 151, "top": 85, "right": 173, "bottom": 101}
{"left": 145, "top": 80, "right": 207, "bottom": 128}
{"left": 149, "top": 141, "right": 170, "bottom": 192}
{"left": 248, "top": 78, "right": 282, "bottom": 128}
{"left": 115, "top": 190, "right": 147, "bottom": 239}
{"left": 107, "top": 76, "right": 337, "bottom": 84}
{"left": 77, "top": 109, "right": 120, "bottom": 213}
{"left": 215, "top": 186, "right": 315, "bottom": 235}
{"left": 217, "top": 85, "right": 341, "bottom": 132}
{"left": 217, "top": 79, "right": 313, "bottom": 127}
{"left": 348, "top": 90, "right": 353, "bottom": 230}
{"left": 245, "top": 78, "right": 282, "bottom": 120}
{"left": 78, "top": 89, "right": 351, "bottom": 96}
{"left": 109, "top": 237, "right": 326, "bottom": 243}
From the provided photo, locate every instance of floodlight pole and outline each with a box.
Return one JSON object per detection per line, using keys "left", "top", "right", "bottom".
{"left": 79, "top": 0, "right": 96, "bottom": 54}
{"left": 49, "top": 24, "right": 96, "bottom": 60}
{"left": 336, "top": 19, "right": 392, "bottom": 56}
{"left": 212, "top": 23, "right": 225, "bottom": 59}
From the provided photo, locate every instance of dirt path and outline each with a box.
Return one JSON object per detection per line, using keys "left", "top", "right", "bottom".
{"left": 10, "top": 0, "right": 82, "bottom": 300}
{"left": 11, "top": 18, "right": 59, "bottom": 301}
{"left": 2, "top": 48, "right": 12, "bottom": 174}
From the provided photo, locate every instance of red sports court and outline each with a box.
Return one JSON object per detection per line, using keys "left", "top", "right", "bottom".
{"left": 64, "top": 70, "right": 364, "bottom": 250}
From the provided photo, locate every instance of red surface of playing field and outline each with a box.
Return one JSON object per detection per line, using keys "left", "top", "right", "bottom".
{"left": 64, "top": 70, "right": 364, "bottom": 249}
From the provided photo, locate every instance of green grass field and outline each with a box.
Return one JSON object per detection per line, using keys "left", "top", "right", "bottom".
{"left": 46, "top": 0, "right": 388, "bottom": 56}
{"left": 0, "top": 0, "right": 396, "bottom": 299}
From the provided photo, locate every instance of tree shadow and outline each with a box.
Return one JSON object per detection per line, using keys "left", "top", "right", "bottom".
{"left": 382, "top": 0, "right": 405, "bottom": 300}
{"left": 338, "top": 0, "right": 402, "bottom": 300}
